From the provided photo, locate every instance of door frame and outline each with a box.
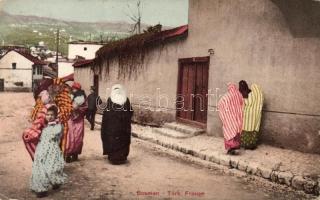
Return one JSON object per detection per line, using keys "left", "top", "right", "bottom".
{"left": 0, "top": 79, "right": 4, "bottom": 92}
{"left": 176, "top": 56, "right": 210, "bottom": 129}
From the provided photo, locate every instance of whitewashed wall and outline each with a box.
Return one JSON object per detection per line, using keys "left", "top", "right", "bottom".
{"left": 73, "top": 0, "right": 320, "bottom": 153}
{"left": 0, "top": 51, "right": 33, "bottom": 89}
{"left": 68, "top": 44, "right": 103, "bottom": 60}
{"left": 74, "top": 66, "right": 93, "bottom": 95}
{"left": 58, "top": 61, "right": 74, "bottom": 78}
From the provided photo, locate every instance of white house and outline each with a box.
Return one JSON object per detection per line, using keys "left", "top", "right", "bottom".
{"left": 58, "top": 61, "right": 74, "bottom": 78}
{"left": 45, "top": 55, "right": 73, "bottom": 78}
{"left": 68, "top": 41, "right": 104, "bottom": 60}
{"left": 64, "top": 41, "right": 107, "bottom": 79}
{"left": 0, "top": 50, "right": 47, "bottom": 91}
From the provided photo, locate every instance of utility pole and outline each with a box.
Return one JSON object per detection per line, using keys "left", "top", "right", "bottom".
{"left": 100, "top": 34, "right": 103, "bottom": 43}
{"left": 55, "top": 28, "right": 60, "bottom": 67}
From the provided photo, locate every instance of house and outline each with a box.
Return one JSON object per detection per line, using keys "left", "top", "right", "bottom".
{"left": 68, "top": 41, "right": 105, "bottom": 60}
{"left": 73, "top": 59, "right": 95, "bottom": 93}
{"left": 64, "top": 41, "right": 108, "bottom": 78}
{"left": 58, "top": 61, "right": 74, "bottom": 78}
{"left": 0, "top": 50, "right": 47, "bottom": 91}
{"left": 0, "top": 45, "right": 29, "bottom": 58}
{"left": 74, "top": 0, "right": 320, "bottom": 154}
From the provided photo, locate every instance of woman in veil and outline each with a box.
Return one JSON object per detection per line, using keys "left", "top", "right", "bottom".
{"left": 101, "top": 84, "right": 133, "bottom": 165}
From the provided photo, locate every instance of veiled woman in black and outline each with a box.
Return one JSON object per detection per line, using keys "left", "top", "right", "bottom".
{"left": 101, "top": 84, "right": 133, "bottom": 165}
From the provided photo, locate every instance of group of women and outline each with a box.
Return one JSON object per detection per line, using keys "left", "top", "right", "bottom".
{"left": 23, "top": 80, "right": 87, "bottom": 162}
{"left": 21, "top": 77, "right": 262, "bottom": 198}
{"left": 22, "top": 79, "right": 133, "bottom": 198}
{"left": 218, "top": 80, "right": 264, "bottom": 155}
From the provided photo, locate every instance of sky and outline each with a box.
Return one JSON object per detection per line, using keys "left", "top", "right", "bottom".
{"left": 1, "top": 0, "right": 189, "bottom": 27}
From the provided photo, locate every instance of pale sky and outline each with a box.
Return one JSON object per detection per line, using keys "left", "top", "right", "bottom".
{"left": 1, "top": 0, "right": 189, "bottom": 27}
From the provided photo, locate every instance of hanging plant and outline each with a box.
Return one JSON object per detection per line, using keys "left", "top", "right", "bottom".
{"left": 93, "top": 24, "right": 188, "bottom": 80}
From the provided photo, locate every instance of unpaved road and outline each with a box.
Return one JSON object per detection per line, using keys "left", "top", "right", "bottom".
{"left": 0, "top": 92, "right": 314, "bottom": 200}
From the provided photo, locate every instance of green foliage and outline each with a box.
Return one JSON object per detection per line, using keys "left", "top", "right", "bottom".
{"left": 0, "top": 13, "right": 130, "bottom": 56}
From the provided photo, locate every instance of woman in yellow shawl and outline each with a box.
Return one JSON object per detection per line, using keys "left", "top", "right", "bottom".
{"left": 239, "top": 80, "right": 263, "bottom": 149}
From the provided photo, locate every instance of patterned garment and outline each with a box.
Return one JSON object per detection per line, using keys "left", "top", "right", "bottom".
{"left": 218, "top": 84, "right": 244, "bottom": 150}
{"left": 30, "top": 122, "right": 67, "bottom": 193}
{"left": 22, "top": 105, "right": 49, "bottom": 161}
{"left": 63, "top": 99, "right": 87, "bottom": 157}
{"left": 241, "top": 131, "right": 259, "bottom": 149}
{"left": 65, "top": 117, "right": 85, "bottom": 156}
{"left": 242, "top": 84, "right": 263, "bottom": 148}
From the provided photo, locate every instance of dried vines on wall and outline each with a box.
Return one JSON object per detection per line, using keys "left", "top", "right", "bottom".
{"left": 93, "top": 24, "right": 176, "bottom": 79}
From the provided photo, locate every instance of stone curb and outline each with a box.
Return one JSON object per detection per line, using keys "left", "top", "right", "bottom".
{"left": 132, "top": 131, "right": 320, "bottom": 196}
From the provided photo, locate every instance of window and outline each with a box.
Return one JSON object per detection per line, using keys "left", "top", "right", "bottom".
{"left": 33, "top": 66, "right": 43, "bottom": 75}
{"left": 12, "top": 63, "right": 17, "bottom": 69}
{"left": 14, "top": 82, "right": 23, "bottom": 86}
{"left": 84, "top": 47, "right": 87, "bottom": 51}
{"left": 37, "top": 66, "right": 43, "bottom": 75}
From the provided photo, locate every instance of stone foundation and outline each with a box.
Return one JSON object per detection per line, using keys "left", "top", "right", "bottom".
{"left": 132, "top": 106, "right": 175, "bottom": 127}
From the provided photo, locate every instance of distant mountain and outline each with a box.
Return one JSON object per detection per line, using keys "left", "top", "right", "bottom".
{"left": 0, "top": 11, "right": 147, "bottom": 32}
{"left": 0, "top": 11, "right": 153, "bottom": 55}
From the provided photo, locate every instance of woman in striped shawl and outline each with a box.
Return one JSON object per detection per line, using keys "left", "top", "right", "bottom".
{"left": 239, "top": 81, "right": 264, "bottom": 149}
{"left": 23, "top": 90, "right": 51, "bottom": 161}
{"left": 218, "top": 83, "right": 244, "bottom": 155}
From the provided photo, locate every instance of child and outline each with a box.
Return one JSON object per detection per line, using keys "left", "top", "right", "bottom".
{"left": 30, "top": 105, "right": 67, "bottom": 198}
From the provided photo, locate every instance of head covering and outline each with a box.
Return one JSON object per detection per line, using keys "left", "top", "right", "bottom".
{"left": 218, "top": 83, "right": 244, "bottom": 141}
{"left": 72, "top": 82, "right": 81, "bottom": 90}
{"left": 39, "top": 90, "right": 50, "bottom": 104}
{"left": 34, "top": 78, "right": 54, "bottom": 99}
{"left": 227, "top": 82, "right": 236, "bottom": 92}
{"left": 110, "top": 84, "right": 127, "bottom": 105}
{"left": 239, "top": 80, "right": 251, "bottom": 98}
{"left": 242, "top": 84, "right": 263, "bottom": 132}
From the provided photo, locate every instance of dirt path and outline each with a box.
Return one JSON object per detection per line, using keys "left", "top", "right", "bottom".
{"left": 0, "top": 92, "right": 313, "bottom": 200}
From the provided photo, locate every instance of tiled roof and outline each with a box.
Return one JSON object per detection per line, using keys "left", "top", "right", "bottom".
{"left": 14, "top": 50, "right": 47, "bottom": 65}
{"left": 73, "top": 25, "right": 188, "bottom": 68}
{"left": 61, "top": 73, "right": 74, "bottom": 81}
{"left": 73, "top": 59, "right": 93, "bottom": 67}
{"left": 68, "top": 41, "right": 106, "bottom": 45}
{"left": 94, "top": 25, "right": 188, "bottom": 65}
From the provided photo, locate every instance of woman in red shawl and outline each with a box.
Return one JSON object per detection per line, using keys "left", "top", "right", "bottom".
{"left": 64, "top": 82, "right": 87, "bottom": 163}
{"left": 218, "top": 83, "right": 244, "bottom": 155}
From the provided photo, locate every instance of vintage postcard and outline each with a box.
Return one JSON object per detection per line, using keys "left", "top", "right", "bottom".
{"left": 0, "top": 0, "right": 319, "bottom": 199}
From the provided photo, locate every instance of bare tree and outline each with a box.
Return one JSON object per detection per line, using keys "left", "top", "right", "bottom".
{"left": 125, "top": 1, "right": 142, "bottom": 34}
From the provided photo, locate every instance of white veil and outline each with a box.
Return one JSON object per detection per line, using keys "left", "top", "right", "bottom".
{"left": 110, "top": 84, "right": 127, "bottom": 105}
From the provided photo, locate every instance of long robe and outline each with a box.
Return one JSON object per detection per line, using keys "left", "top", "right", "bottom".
{"left": 218, "top": 84, "right": 244, "bottom": 150}
{"left": 241, "top": 84, "right": 263, "bottom": 148}
{"left": 101, "top": 98, "right": 133, "bottom": 162}
{"left": 242, "top": 84, "right": 263, "bottom": 132}
{"left": 63, "top": 98, "right": 87, "bottom": 156}
{"left": 30, "top": 122, "right": 66, "bottom": 193}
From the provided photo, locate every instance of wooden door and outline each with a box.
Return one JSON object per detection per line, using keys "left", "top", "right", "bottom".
{"left": 176, "top": 57, "right": 209, "bottom": 126}
{"left": 0, "top": 79, "right": 4, "bottom": 92}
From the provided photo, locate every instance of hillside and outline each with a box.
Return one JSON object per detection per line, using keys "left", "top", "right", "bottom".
{"left": 0, "top": 11, "right": 151, "bottom": 55}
